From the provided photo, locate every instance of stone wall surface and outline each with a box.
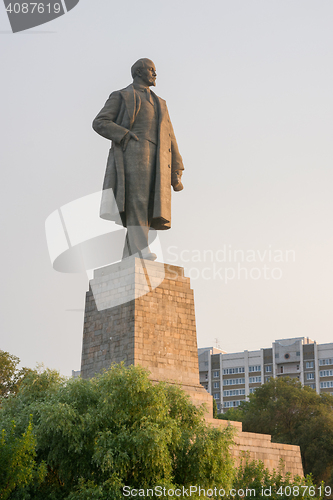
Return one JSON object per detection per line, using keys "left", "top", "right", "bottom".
{"left": 81, "top": 258, "right": 303, "bottom": 477}
{"left": 207, "top": 418, "right": 304, "bottom": 477}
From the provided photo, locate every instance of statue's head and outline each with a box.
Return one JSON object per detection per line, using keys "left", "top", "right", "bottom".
{"left": 131, "top": 58, "right": 156, "bottom": 87}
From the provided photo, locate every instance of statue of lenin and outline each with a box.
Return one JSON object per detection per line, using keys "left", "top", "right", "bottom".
{"left": 93, "top": 58, "right": 184, "bottom": 261}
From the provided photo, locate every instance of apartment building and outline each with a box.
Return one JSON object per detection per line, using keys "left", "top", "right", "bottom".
{"left": 198, "top": 337, "right": 333, "bottom": 414}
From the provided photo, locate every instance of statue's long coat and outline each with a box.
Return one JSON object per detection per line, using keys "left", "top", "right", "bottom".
{"left": 93, "top": 84, "right": 184, "bottom": 230}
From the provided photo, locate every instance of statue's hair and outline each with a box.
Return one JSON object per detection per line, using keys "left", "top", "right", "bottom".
{"left": 131, "top": 58, "right": 154, "bottom": 79}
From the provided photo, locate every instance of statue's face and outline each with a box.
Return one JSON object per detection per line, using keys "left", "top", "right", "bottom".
{"left": 139, "top": 61, "right": 157, "bottom": 86}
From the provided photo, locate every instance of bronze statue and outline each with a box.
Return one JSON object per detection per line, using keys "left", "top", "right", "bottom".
{"left": 93, "top": 58, "right": 184, "bottom": 260}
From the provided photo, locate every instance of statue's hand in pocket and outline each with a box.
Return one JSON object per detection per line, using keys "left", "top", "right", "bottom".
{"left": 122, "top": 131, "right": 139, "bottom": 152}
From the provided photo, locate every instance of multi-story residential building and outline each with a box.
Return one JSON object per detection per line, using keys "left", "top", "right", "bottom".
{"left": 198, "top": 337, "right": 333, "bottom": 414}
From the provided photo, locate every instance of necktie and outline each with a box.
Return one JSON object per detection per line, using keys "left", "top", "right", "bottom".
{"left": 145, "top": 88, "right": 154, "bottom": 106}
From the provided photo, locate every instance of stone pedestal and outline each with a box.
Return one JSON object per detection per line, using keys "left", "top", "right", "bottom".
{"left": 80, "top": 258, "right": 304, "bottom": 476}
{"left": 207, "top": 419, "right": 304, "bottom": 477}
{"left": 81, "top": 257, "right": 213, "bottom": 417}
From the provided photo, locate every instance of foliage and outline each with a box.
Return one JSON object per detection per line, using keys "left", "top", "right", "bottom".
{"left": 0, "top": 363, "right": 235, "bottom": 499}
{"left": 217, "top": 406, "right": 243, "bottom": 422}
{"left": 232, "top": 453, "right": 325, "bottom": 500}
{"left": 0, "top": 417, "right": 46, "bottom": 500}
{"left": 220, "top": 377, "right": 333, "bottom": 485}
{"left": 1, "top": 364, "right": 326, "bottom": 499}
{"left": 0, "top": 350, "right": 32, "bottom": 401}
{"left": 213, "top": 397, "right": 218, "bottom": 418}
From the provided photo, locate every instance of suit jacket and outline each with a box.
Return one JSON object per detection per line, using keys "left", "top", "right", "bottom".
{"left": 93, "top": 84, "right": 184, "bottom": 230}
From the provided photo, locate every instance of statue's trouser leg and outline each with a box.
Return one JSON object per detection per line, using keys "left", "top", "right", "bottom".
{"left": 122, "top": 139, "right": 156, "bottom": 258}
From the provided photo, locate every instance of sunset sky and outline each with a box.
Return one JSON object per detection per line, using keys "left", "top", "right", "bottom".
{"left": 1, "top": 0, "right": 332, "bottom": 376}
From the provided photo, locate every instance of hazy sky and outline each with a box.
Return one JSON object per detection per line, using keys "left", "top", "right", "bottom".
{"left": 1, "top": 0, "right": 332, "bottom": 376}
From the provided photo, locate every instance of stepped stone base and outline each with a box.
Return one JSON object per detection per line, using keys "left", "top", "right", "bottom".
{"left": 80, "top": 258, "right": 303, "bottom": 476}
{"left": 208, "top": 419, "right": 304, "bottom": 477}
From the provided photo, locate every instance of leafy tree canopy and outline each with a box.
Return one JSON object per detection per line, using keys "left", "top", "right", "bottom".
{"left": 0, "top": 350, "right": 32, "bottom": 400}
{"left": 0, "top": 363, "right": 326, "bottom": 500}
{"left": 0, "top": 363, "right": 235, "bottom": 499}
{"left": 219, "top": 377, "right": 333, "bottom": 486}
{"left": 0, "top": 417, "right": 46, "bottom": 500}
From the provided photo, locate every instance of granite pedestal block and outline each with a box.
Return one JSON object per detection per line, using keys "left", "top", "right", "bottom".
{"left": 81, "top": 257, "right": 213, "bottom": 417}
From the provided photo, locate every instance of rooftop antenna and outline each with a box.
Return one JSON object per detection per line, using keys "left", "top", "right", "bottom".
{"left": 214, "top": 338, "right": 221, "bottom": 349}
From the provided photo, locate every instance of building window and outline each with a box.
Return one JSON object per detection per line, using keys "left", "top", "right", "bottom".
{"left": 204, "top": 361, "right": 208, "bottom": 366}
{"left": 296, "top": 351, "right": 300, "bottom": 356}
{"left": 213, "top": 371, "right": 219, "bottom": 378}
{"left": 217, "top": 403, "right": 220, "bottom": 410}
{"left": 249, "top": 365, "right": 261, "bottom": 372}
{"left": 297, "top": 365, "right": 299, "bottom": 370}
{"left": 265, "top": 376, "right": 271, "bottom": 383}
{"left": 280, "top": 366, "right": 284, "bottom": 374}
{"left": 223, "top": 367, "right": 245, "bottom": 375}
{"left": 249, "top": 376, "right": 261, "bottom": 384}
{"left": 319, "top": 370, "right": 333, "bottom": 377}
{"left": 213, "top": 393, "right": 220, "bottom": 400}
{"left": 319, "top": 358, "right": 333, "bottom": 366}
{"left": 249, "top": 388, "right": 258, "bottom": 394}
{"left": 205, "top": 373, "right": 208, "bottom": 380}
{"left": 223, "top": 389, "right": 245, "bottom": 397}
{"left": 308, "top": 384, "right": 315, "bottom": 390}
{"left": 306, "top": 373, "right": 314, "bottom": 380}
{"left": 213, "top": 382, "right": 220, "bottom": 389}
{"left": 275, "top": 353, "right": 279, "bottom": 358}
{"left": 223, "top": 378, "right": 245, "bottom": 386}
{"left": 306, "top": 361, "right": 314, "bottom": 369}
{"left": 265, "top": 366, "right": 272, "bottom": 373}
{"left": 320, "top": 381, "right": 333, "bottom": 389}
{"left": 224, "top": 400, "right": 241, "bottom": 408}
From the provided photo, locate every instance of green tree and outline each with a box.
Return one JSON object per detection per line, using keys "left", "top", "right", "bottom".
{"left": 0, "top": 417, "right": 46, "bottom": 500}
{"left": 0, "top": 350, "right": 31, "bottom": 400}
{"left": 220, "top": 377, "right": 333, "bottom": 485}
{"left": 0, "top": 364, "right": 235, "bottom": 499}
{"left": 213, "top": 397, "right": 218, "bottom": 418}
{"left": 232, "top": 453, "right": 325, "bottom": 500}
{"left": 217, "top": 406, "right": 243, "bottom": 422}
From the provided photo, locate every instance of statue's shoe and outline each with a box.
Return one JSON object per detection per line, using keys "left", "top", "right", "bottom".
{"left": 141, "top": 252, "right": 157, "bottom": 261}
